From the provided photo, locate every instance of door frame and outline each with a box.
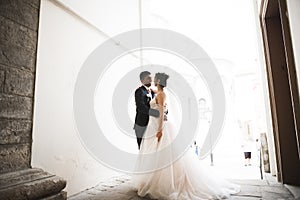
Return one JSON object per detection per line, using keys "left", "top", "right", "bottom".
{"left": 259, "top": 0, "right": 300, "bottom": 185}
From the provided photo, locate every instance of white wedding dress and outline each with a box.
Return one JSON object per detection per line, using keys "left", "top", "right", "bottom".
{"left": 130, "top": 97, "right": 241, "bottom": 200}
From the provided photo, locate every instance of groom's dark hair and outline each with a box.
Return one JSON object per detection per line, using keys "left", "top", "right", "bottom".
{"left": 139, "top": 71, "right": 151, "bottom": 81}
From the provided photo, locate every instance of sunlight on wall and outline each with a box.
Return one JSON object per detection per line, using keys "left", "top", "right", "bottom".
{"left": 287, "top": 0, "right": 300, "bottom": 96}
{"left": 94, "top": 49, "right": 211, "bottom": 154}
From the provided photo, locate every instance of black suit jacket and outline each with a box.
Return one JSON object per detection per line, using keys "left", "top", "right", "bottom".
{"left": 134, "top": 86, "right": 155, "bottom": 128}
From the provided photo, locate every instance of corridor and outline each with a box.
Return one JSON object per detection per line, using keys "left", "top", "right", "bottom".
{"left": 1, "top": 0, "right": 300, "bottom": 199}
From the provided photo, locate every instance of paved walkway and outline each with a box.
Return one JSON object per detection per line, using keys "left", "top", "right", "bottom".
{"left": 68, "top": 173, "right": 297, "bottom": 200}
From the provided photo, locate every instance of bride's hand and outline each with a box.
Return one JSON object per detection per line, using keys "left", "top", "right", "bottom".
{"left": 156, "top": 131, "right": 162, "bottom": 142}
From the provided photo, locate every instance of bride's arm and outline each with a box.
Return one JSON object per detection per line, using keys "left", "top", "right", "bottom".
{"left": 156, "top": 92, "right": 165, "bottom": 141}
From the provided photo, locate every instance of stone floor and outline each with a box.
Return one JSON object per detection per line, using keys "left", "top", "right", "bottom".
{"left": 68, "top": 173, "right": 297, "bottom": 200}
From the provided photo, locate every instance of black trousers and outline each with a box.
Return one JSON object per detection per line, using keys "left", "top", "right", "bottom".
{"left": 244, "top": 152, "right": 252, "bottom": 159}
{"left": 134, "top": 124, "right": 147, "bottom": 150}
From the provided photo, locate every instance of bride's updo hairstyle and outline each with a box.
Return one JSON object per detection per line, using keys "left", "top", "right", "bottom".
{"left": 155, "top": 72, "right": 170, "bottom": 88}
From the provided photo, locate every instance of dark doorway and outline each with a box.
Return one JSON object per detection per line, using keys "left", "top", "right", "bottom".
{"left": 259, "top": 0, "right": 300, "bottom": 185}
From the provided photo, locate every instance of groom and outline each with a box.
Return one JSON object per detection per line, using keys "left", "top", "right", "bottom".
{"left": 133, "top": 71, "right": 161, "bottom": 150}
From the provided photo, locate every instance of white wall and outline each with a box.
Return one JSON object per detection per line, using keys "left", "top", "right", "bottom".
{"left": 287, "top": 0, "right": 300, "bottom": 95}
{"left": 32, "top": 0, "right": 139, "bottom": 196}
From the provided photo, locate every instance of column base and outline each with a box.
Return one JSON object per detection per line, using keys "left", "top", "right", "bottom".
{"left": 0, "top": 168, "right": 67, "bottom": 200}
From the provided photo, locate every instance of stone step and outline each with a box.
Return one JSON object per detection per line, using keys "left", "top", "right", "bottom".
{"left": 0, "top": 167, "right": 66, "bottom": 200}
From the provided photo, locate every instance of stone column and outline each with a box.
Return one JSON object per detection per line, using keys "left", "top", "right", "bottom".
{"left": 0, "top": 0, "right": 67, "bottom": 199}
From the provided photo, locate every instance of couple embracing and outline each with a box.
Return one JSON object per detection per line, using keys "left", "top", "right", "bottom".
{"left": 131, "top": 71, "right": 241, "bottom": 200}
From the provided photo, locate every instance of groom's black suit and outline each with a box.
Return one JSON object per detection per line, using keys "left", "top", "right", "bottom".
{"left": 133, "top": 85, "right": 158, "bottom": 150}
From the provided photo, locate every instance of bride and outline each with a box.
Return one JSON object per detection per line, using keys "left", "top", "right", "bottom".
{"left": 131, "top": 72, "right": 241, "bottom": 200}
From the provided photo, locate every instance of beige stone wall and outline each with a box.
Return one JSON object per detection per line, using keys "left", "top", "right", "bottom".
{"left": 0, "top": 0, "right": 40, "bottom": 173}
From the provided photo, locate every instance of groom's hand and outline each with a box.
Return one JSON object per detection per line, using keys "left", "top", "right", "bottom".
{"left": 163, "top": 114, "right": 167, "bottom": 121}
{"left": 156, "top": 131, "right": 162, "bottom": 142}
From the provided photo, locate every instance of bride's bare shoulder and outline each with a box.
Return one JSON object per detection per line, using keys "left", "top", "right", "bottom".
{"left": 156, "top": 91, "right": 166, "bottom": 98}
{"left": 156, "top": 92, "right": 166, "bottom": 105}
